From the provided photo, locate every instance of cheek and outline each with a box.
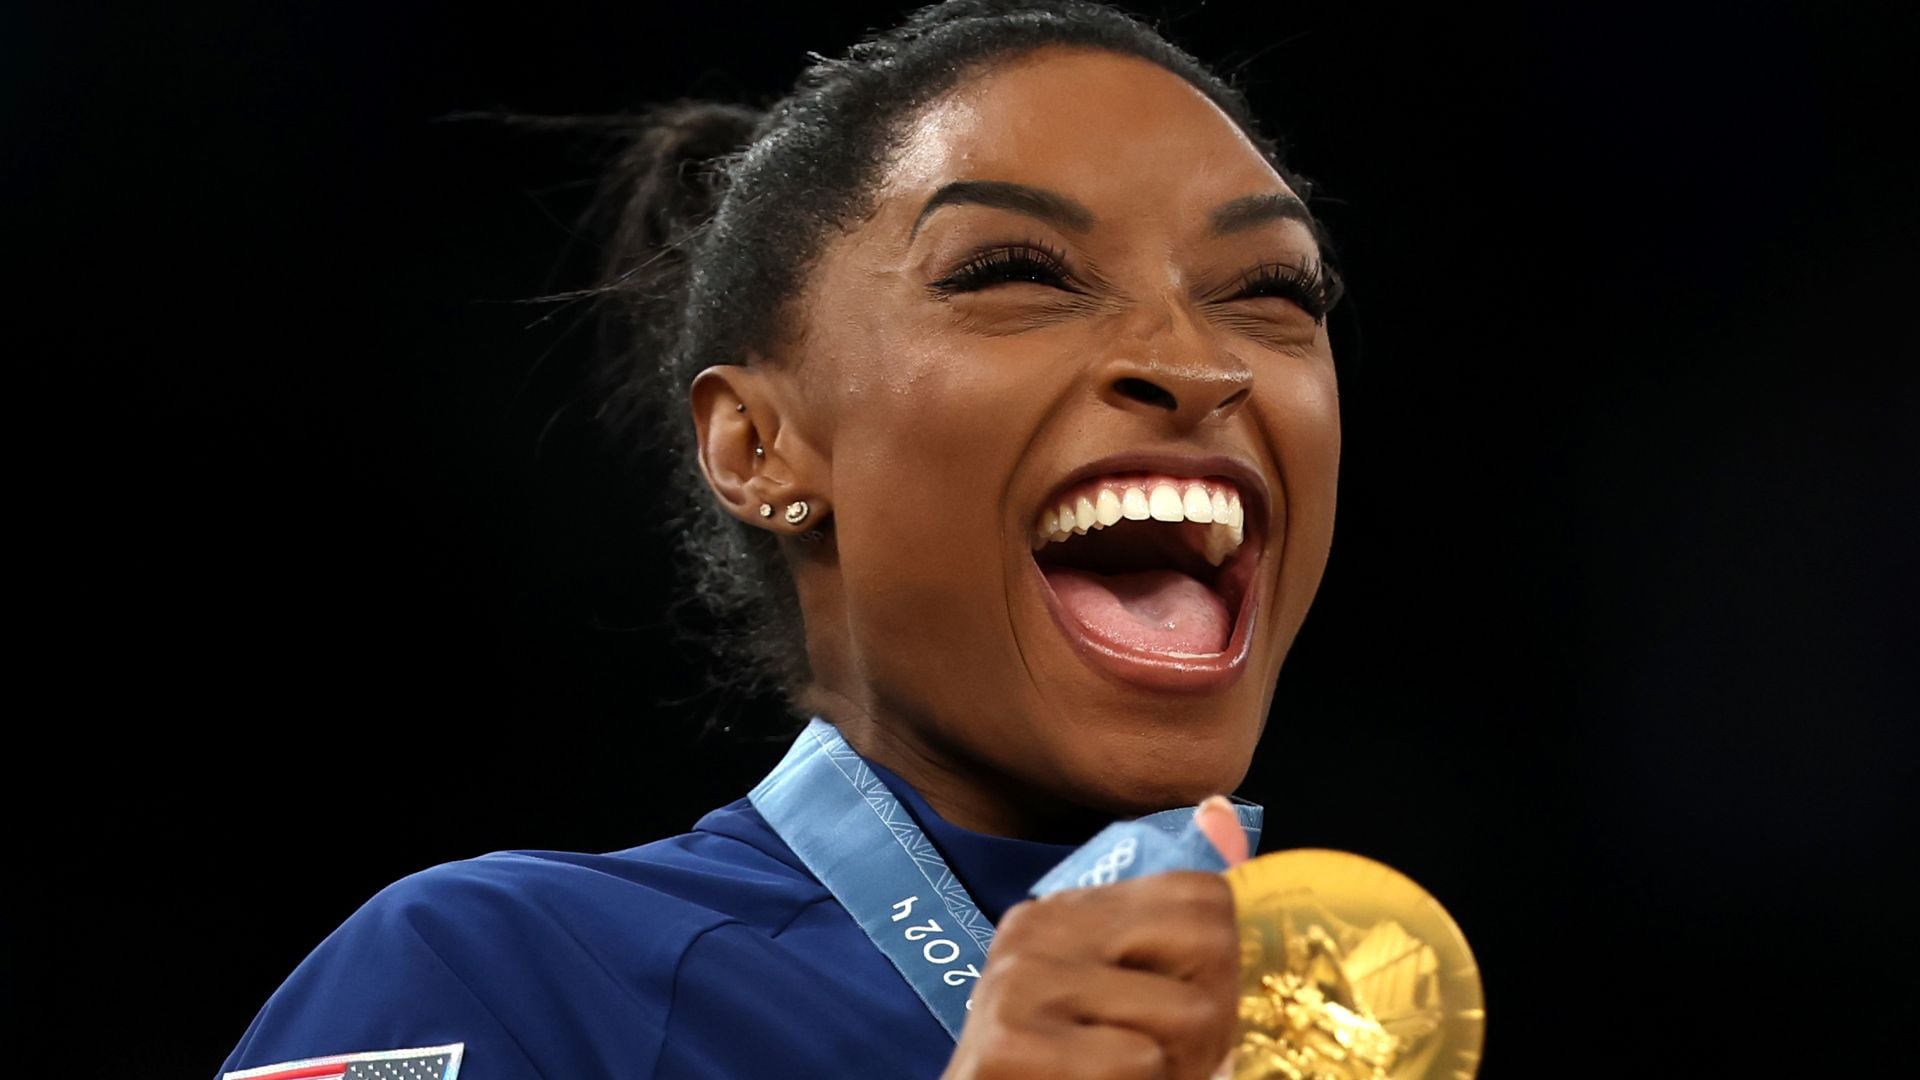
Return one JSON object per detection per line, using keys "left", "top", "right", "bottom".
{"left": 826, "top": 318, "right": 1071, "bottom": 513}
{"left": 822, "top": 329, "right": 1065, "bottom": 678}
{"left": 1269, "top": 359, "right": 1341, "bottom": 499}
{"left": 1259, "top": 356, "right": 1341, "bottom": 630}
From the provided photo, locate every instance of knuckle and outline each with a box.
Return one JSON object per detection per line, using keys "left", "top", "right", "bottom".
{"left": 989, "top": 1030, "right": 1054, "bottom": 1077}
{"left": 1184, "top": 988, "right": 1225, "bottom": 1031}
{"left": 1137, "top": 871, "right": 1229, "bottom": 915}
{"left": 1203, "top": 919, "right": 1240, "bottom": 959}
{"left": 1166, "top": 870, "right": 1233, "bottom": 909}
{"left": 1172, "top": 984, "right": 1228, "bottom": 1035}
{"left": 995, "top": 899, "right": 1045, "bottom": 943}
{"left": 966, "top": 976, "right": 1009, "bottom": 1021}
{"left": 984, "top": 950, "right": 1034, "bottom": 987}
{"left": 1204, "top": 993, "right": 1236, "bottom": 1038}
{"left": 978, "top": 953, "right": 1069, "bottom": 1018}
{"left": 1115, "top": 1033, "right": 1169, "bottom": 1077}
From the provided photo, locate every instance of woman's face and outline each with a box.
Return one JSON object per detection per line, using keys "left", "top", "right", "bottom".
{"left": 770, "top": 47, "right": 1339, "bottom": 824}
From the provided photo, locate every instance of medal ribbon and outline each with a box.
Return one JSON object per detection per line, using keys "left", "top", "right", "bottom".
{"left": 751, "top": 718, "right": 1263, "bottom": 1038}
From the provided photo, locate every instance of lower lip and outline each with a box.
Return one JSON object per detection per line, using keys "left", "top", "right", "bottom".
{"left": 1026, "top": 534, "right": 1264, "bottom": 694}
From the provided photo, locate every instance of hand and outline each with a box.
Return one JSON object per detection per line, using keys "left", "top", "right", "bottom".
{"left": 941, "top": 797, "right": 1248, "bottom": 1080}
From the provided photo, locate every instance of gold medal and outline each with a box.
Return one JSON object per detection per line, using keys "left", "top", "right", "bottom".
{"left": 1224, "top": 850, "right": 1484, "bottom": 1079}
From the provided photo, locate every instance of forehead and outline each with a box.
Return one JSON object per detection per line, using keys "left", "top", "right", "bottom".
{"left": 879, "top": 46, "right": 1288, "bottom": 218}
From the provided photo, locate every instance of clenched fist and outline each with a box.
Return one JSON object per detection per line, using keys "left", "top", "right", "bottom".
{"left": 941, "top": 797, "right": 1248, "bottom": 1080}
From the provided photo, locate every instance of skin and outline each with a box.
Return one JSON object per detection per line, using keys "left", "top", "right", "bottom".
{"left": 694, "top": 46, "right": 1341, "bottom": 838}
{"left": 691, "top": 46, "right": 1342, "bottom": 1079}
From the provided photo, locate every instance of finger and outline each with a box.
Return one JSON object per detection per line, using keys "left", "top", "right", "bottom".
{"left": 945, "top": 1020, "right": 1167, "bottom": 1080}
{"left": 965, "top": 961, "right": 1176, "bottom": 1080}
{"left": 1103, "top": 874, "right": 1240, "bottom": 988}
{"left": 1009, "top": 872, "right": 1239, "bottom": 983}
{"left": 1007, "top": 873, "right": 1238, "bottom": 978}
{"left": 1052, "top": 1024, "right": 1170, "bottom": 1080}
{"left": 989, "top": 952, "right": 1227, "bottom": 1051}
{"left": 1194, "top": 795, "right": 1248, "bottom": 866}
{"left": 1052, "top": 964, "right": 1237, "bottom": 1080}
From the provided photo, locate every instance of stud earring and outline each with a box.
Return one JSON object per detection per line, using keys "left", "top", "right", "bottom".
{"left": 758, "top": 503, "right": 773, "bottom": 518}
{"left": 783, "top": 500, "right": 810, "bottom": 526}
{"left": 754, "top": 445, "right": 764, "bottom": 458}
{"left": 734, "top": 403, "right": 747, "bottom": 413}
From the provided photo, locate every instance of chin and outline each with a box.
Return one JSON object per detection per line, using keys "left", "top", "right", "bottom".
{"left": 1050, "top": 712, "right": 1262, "bottom": 817}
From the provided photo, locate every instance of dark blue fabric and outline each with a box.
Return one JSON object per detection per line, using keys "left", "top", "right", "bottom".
{"left": 862, "top": 756, "right": 1079, "bottom": 924}
{"left": 218, "top": 756, "right": 1082, "bottom": 1080}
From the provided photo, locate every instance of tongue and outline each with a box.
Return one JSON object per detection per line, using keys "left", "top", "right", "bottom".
{"left": 1043, "top": 566, "right": 1230, "bottom": 655}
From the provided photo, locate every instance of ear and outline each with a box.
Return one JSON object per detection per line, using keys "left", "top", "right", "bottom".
{"left": 690, "top": 364, "right": 832, "bottom": 533}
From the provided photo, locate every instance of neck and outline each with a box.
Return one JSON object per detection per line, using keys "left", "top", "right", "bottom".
{"left": 805, "top": 690, "right": 1109, "bottom": 844}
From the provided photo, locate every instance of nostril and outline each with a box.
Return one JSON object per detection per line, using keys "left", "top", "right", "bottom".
{"left": 1113, "top": 377, "right": 1178, "bottom": 411}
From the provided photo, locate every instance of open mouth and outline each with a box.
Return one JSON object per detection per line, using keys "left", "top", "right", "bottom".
{"left": 1027, "top": 471, "right": 1263, "bottom": 685}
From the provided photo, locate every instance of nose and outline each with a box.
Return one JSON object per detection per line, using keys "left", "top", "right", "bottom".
{"left": 1097, "top": 303, "right": 1253, "bottom": 429}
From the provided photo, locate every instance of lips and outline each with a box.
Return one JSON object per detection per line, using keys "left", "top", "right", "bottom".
{"left": 1024, "top": 457, "right": 1269, "bottom": 692}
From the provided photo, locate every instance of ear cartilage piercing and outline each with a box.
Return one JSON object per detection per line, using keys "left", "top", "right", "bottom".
{"left": 754, "top": 445, "right": 764, "bottom": 458}
{"left": 784, "top": 500, "right": 811, "bottom": 526}
{"left": 758, "top": 503, "right": 774, "bottom": 518}
{"left": 735, "top": 403, "right": 747, "bottom": 413}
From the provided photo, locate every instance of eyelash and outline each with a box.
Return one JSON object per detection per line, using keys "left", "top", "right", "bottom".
{"left": 928, "top": 243, "right": 1343, "bottom": 323}
{"left": 928, "top": 242, "right": 1073, "bottom": 293}
{"left": 1231, "top": 260, "right": 1344, "bottom": 324}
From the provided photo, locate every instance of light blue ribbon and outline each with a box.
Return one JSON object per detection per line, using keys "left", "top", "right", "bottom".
{"left": 750, "top": 718, "right": 1263, "bottom": 1038}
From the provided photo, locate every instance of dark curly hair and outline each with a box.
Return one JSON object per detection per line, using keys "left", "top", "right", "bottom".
{"left": 587, "top": 0, "right": 1328, "bottom": 707}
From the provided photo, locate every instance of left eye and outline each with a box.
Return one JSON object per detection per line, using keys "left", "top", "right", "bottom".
{"left": 929, "top": 244, "right": 1072, "bottom": 294}
{"left": 1229, "top": 261, "right": 1341, "bottom": 324}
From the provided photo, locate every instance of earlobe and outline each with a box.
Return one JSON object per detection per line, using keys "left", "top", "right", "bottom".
{"left": 689, "top": 365, "right": 832, "bottom": 534}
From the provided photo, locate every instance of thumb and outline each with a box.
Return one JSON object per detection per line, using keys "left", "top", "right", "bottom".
{"left": 1194, "top": 794, "right": 1249, "bottom": 866}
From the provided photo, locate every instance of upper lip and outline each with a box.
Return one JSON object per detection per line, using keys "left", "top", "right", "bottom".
{"left": 1034, "top": 450, "right": 1272, "bottom": 533}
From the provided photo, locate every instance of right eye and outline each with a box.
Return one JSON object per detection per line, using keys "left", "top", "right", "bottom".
{"left": 929, "top": 243, "right": 1073, "bottom": 294}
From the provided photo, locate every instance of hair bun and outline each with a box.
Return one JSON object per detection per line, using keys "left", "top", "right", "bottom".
{"left": 605, "top": 101, "right": 761, "bottom": 261}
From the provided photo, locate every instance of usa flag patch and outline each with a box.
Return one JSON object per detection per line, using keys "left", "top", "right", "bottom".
{"left": 223, "top": 1043, "right": 463, "bottom": 1080}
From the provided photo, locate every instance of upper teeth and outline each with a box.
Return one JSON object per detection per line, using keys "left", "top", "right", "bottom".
{"left": 1033, "top": 478, "right": 1247, "bottom": 565}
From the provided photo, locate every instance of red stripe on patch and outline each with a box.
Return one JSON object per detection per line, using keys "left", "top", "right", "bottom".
{"left": 247, "top": 1066, "right": 347, "bottom": 1080}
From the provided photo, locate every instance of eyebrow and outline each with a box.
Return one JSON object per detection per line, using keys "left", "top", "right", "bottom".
{"left": 1208, "top": 192, "right": 1313, "bottom": 235}
{"left": 910, "top": 180, "right": 1095, "bottom": 239}
{"left": 909, "top": 180, "right": 1315, "bottom": 241}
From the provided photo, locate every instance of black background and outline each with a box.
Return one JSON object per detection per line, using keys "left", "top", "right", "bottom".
{"left": 10, "top": 1, "right": 1916, "bottom": 1074}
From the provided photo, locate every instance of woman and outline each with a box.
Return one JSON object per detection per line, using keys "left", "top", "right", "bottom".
{"left": 219, "top": 1, "right": 1342, "bottom": 1077}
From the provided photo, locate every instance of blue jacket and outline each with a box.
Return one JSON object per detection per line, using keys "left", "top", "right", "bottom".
{"left": 218, "top": 760, "right": 1077, "bottom": 1079}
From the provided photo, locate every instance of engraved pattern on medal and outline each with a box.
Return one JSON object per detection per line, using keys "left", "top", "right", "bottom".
{"left": 1232, "top": 903, "right": 1440, "bottom": 1080}
{"left": 1226, "top": 850, "right": 1482, "bottom": 1080}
